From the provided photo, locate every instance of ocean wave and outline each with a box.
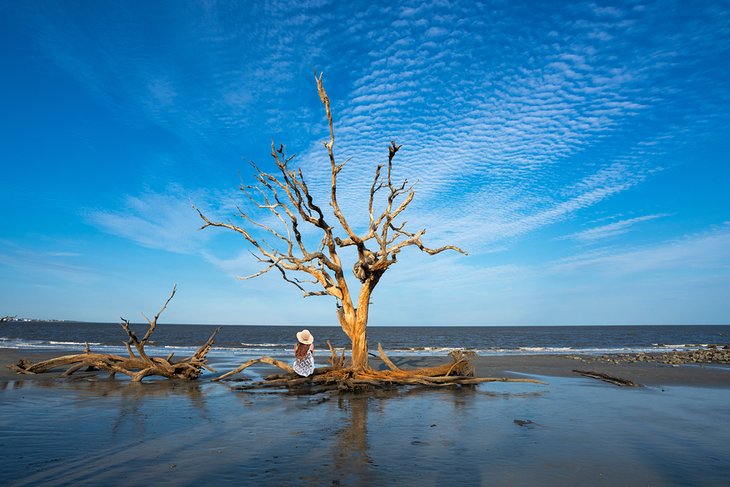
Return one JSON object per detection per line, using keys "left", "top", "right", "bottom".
{"left": 653, "top": 343, "right": 709, "bottom": 349}
{"left": 0, "top": 338, "right": 122, "bottom": 352}
{"left": 393, "top": 346, "right": 457, "bottom": 353}
{"left": 0, "top": 336, "right": 723, "bottom": 358}
{"left": 382, "top": 345, "right": 721, "bottom": 356}
{"left": 518, "top": 347, "right": 575, "bottom": 353}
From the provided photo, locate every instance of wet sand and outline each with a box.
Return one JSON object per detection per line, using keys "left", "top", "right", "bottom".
{"left": 2, "top": 348, "right": 730, "bottom": 486}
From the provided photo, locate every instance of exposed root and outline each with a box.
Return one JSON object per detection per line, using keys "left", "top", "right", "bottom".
{"left": 218, "top": 344, "right": 544, "bottom": 392}
{"left": 377, "top": 343, "right": 402, "bottom": 372}
{"left": 7, "top": 286, "right": 220, "bottom": 382}
{"left": 328, "top": 340, "right": 346, "bottom": 369}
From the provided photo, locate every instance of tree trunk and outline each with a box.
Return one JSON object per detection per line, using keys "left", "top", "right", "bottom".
{"left": 350, "top": 327, "right": 369, "bottom": 371}
{"left": 338, "top": 309, "right": 370, "bottom": 371}
{"left": 346, "top": 280, "right": 375, "bottom": 371}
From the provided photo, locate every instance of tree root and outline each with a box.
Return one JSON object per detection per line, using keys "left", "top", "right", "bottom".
{"left": 7, "top": 286, "right": 220, "bottom": 382}
{"left": 218, "top": 345, "right": 544, "bottom": 392}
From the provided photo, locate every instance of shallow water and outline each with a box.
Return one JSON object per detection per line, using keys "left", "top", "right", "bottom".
{"left": 1, "top": 374, "right": 729, "bottom": 486}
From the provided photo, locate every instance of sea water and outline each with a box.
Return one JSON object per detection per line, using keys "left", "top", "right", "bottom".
{"left": 1, "top": 321, "right": 728, "bottom": 359}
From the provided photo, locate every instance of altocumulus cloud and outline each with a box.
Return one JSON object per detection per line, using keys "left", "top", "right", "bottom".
{"left": 85, "top": 186, "right": 212, "bottom": 255}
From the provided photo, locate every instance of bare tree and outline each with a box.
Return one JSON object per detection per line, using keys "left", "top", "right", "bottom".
{"left": 196, "top": 73, "right": 466, "bottom": 372}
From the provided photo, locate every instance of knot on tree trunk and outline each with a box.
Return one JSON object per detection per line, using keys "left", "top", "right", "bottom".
{"left": 353, "top": 249, "right": 377, "bottom": 282}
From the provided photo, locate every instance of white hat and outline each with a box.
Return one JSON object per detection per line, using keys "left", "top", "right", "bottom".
{"left": 296, "top": 329, "right": 314, "bottom": 345}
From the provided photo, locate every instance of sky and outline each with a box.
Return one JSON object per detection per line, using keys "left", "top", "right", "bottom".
{"left": 1, "top": 0, "right": 728, "bottom": 326}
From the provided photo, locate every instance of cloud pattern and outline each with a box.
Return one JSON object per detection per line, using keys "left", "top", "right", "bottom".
{"left": 6, "top": 0, "right": 729, "bottom": 323}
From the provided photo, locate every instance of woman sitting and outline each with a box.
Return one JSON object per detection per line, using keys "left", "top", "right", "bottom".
{"left": 293, "top": 329, "right": 315, "bottom": 377}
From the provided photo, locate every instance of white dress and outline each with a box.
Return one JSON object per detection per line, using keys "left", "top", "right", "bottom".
{"left": 293, "top": 347, "right": 315, "bottom": 377}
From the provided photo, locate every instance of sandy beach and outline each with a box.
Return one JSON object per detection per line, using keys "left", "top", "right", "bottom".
{"left": 2, "top": 348, "right": 729, "bottom": 486}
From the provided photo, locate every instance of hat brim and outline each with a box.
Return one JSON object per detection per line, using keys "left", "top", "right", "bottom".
{"left": 297, "top": 331, "right": 314, "bottom": 344}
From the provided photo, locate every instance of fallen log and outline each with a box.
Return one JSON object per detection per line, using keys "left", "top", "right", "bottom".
{"left": 7, "top": 286, "right": 220, "bottom": 382}
{"left": 573, "top": 369, "right": 641, "bottom": 387}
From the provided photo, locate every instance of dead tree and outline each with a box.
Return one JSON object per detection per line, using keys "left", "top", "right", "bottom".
{"left": 8, "top": 286, "right": 220, "bottom": 382}
{"left": 196, "top": 73, "right": 539, "bottom": 389}
{"left": 196, "top": 73, "right": 467, "bottom": 370}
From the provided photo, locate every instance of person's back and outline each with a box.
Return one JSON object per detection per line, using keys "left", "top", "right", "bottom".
{"left": 293, "top": 329, "right": 315, "bottom": 377}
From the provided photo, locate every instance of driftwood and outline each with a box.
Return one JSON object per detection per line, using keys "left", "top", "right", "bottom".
{"left": 8, "top": 286, "right": 220, "bottom": 382}
{"left": 573, "top": 369, "right": 641, "bottom": 387}
{"left": 217, "top": 347, "right": 544, "bottom": 392}
{"left": 214, "top": 356, "right": 294, "bottom": 381}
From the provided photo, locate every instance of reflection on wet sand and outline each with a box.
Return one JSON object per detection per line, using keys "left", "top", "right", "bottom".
{"left": 10, "top": 373, "right": 727, "bottom": 485}
{"left": 322, "top": 384, "right": 547, "bottom": 485}
{"left": 2, "top": 375, "right": 207, "bottom": 401}
{"left": 333, "top": 395, "right": 372, "bottom": 485}
{"left": 2, "top": 375, "right": 211, "bottom": 439}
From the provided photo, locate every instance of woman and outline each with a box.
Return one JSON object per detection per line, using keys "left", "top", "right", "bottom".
{"left": 293, "top": 329, "right": 315, "bottom": 377}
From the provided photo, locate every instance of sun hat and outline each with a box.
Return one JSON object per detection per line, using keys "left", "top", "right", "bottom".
{"left": 296, "top": 329, "right": 314, "bottom": 345}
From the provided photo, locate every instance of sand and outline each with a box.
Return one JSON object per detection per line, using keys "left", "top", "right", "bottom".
{"left": 2, "top": 348, "right": 729, "bottom": 486}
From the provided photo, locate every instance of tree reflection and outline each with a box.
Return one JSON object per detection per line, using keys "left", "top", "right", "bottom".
{"left": 3, "top": 376, "right": 210, "bottom": 437}
{"left": 332, "top": 394, "right": 373, "bottom": 484}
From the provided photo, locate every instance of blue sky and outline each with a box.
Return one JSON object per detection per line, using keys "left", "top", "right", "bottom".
{"left": 1, "top": 0, "right": 728, "bottom": 326}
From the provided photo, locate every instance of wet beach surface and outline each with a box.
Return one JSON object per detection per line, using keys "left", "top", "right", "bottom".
{"left": 1, "top": 349, "right": 730, "bottom": 486}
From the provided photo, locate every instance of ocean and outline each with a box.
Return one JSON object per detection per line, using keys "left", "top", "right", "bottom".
{"left": 1, "top": 321, "right": 728, "bottom": 359}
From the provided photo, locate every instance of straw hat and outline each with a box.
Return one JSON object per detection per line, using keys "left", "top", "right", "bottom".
{"left": 296, "top": 329, "right": 314, "bottom": 345}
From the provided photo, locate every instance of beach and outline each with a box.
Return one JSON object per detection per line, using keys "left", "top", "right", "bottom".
{"left": 2, "top": 348, "right": 729, "bottom": 486}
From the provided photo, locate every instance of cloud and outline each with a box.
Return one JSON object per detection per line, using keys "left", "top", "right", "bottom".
{"left": 0, "top": 240, "right": 101, "bottom": 284}
{"left": 14, "top": 1, "right": 333, "bottom": 156}
{"left": 565, "top": 213, "right": 670, "bottom": 242}
{"left": 15, "top": 0, "right": 727, "bottom": 325}
{"left": 277, "top": 6, "right": 682, "bottom": 257}
{"left": 85, "top": 185, "right": 212, "bottom": 254}
{"left": 548, "top": 223, "right": 730, "bottom": 276}
{"left": 369, "top": 221, "right": 730, "bottom": 324}
{"left": 84, "top": 183, "right": 327, "bottom": 285}
{"left": 18, "top": 1, "right": 727, "bottom": 262}
{"left": 271, "top": 0, "right": 730, "bottom": 262}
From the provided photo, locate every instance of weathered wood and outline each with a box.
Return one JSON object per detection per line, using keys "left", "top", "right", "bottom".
{"left": 377, "top": 343, "right": 402, "bottom": 372}
{"left": 327, "top": 340, "right": 346, "bottom": 369}
{"left": 7, "top": 287, "right": 219, "bottom": 382}
{"left": 573, "top": 369, "right": 641, "bottom": 387}
{"left": 219, "top": 348, "right": 543, "bottom": 391}
{"left": 213, "top": 356, "right": 295, "bottom": 382}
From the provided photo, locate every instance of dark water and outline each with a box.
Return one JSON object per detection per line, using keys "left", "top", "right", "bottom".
{"left": 1, "top": 321, "right": 729, "bottom": 358}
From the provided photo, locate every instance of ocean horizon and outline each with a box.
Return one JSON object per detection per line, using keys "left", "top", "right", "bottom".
{"left": 3, "top": 321, "right": 728, "bottom": 360}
